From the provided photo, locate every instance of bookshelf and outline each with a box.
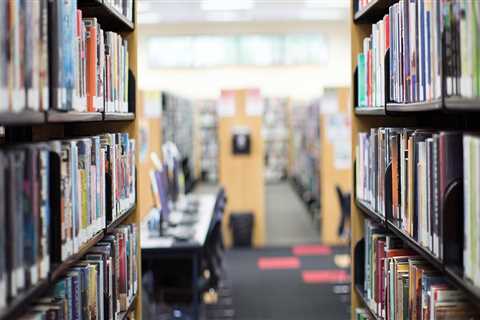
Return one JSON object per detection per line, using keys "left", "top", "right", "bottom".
{"left": 0, "top": 1, "right": 141, "bottom": 319}
{"left": 351, "top": 0, "right": 480, "bottom": 318}
{"left": 218, "top": 89, "right": 266, "bottom": 247}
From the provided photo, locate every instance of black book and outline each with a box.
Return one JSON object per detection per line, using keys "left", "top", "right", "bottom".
{"left": 0, "top": 152, "right": 5, "bottom": 310}
{"left": 411, "top": 131, "right": 432, "bottom": 241}
{"left": 7, "top": 150, "right": 25, "bottom": 297}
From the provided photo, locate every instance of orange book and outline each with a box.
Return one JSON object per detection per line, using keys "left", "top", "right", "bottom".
{"left": 84, "top": 18, "right": 98, "bottom": 112}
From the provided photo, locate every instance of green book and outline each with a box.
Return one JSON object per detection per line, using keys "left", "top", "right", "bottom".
{"left": 358, "top": 53, "right": 366, "bottom": 107}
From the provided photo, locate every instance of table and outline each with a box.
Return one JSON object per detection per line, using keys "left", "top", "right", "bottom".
{"left": 141, "top": 193, "right": 217, "bottom": 319}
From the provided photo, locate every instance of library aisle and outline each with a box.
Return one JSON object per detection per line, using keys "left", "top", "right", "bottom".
{"left": 225, "top": 246, "right": 350, "bottom": 320}
{"left": 4, "top": 0, "right": 480, "bottom": 319}
{"left": 266, "top": 182, "right": 319, "bottom": 246}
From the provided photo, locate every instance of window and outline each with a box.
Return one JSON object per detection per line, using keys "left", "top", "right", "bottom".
{"left": 146, "top": 34, "right": 328, "bottom": 68}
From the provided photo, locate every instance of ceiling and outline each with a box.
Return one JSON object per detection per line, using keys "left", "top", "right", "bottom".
{"left": 138, "top": 0, "right": 350, "bottom": 24}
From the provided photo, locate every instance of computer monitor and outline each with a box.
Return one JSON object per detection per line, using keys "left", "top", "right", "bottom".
{"left": 162, "top": 142, "right": 184, "bottom": 204}
{"left": 155, "top": 168, "right": 170, "bottom": 225}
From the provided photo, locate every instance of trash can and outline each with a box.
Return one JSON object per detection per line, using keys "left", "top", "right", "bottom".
{"left": 229, "top": 212, "right": 254, "bottom": 247}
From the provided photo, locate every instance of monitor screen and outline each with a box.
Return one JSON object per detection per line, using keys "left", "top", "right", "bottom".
{"left": 155, "top": 168, "right": 170, "bottom": 220}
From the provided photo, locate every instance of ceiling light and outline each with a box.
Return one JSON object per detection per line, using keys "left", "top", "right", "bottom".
{"left": 304, "top": 0, "right": 349, "bottom": 9}
{"left": 201, "top": 0, "right": 254, "bottom": 11}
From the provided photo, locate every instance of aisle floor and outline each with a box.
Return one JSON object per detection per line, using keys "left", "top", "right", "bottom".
{"left": 224, "top": 246, "right": 350, "bottom": 320}
{"left": 266, "top": 182, "right": 319, "bottom": 246}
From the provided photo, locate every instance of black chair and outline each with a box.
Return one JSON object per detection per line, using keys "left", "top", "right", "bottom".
{"left": 335, "top": 186, "right": 351, "bottom": 240}
{"left": 200, "top": 188, "right": 227, "bottom": 291}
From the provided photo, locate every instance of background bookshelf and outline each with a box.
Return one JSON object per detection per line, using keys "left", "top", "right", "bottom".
{"left": 351, "top": 0, "right": 480, "bottom": 319}
{"left": 0, "top": 0, "right": 141, "bottom": 319}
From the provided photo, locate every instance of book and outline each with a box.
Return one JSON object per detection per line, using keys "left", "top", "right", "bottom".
{"left": 357, "top": 128, "right": 465, "bottom": 260}
{"left": 15, "top": 223, "right": 137, "bottom": 320}
{"left": 463, "top": 134, "right": 480, "bottom": 287}
{"left": 362, "top": 223, "right": 477, "bottom": 319}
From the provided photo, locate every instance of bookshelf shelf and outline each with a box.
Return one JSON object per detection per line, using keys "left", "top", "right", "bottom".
{"left": 79, "top": 0, "right": 134, "bottom": 32}
{"left": 351, "top": 0, "right": 480, "bottom": 317}
{"left": 104, "top": 112, "right": 135, "bottom": 121}
{"left": 107, "top": 205, "right": 136, "bottom": 232}
{"left": 0, "top": 1, "right": 140, "bottom": 319}
{"left": 355, "top": 199, "right": 386, "bottom": 227}
{"left": 0, "top": 279, "right": 50, "bottom": 320}
{"left": 386, "top": 100, "right": 443, "bottom": 113}
{"left": 50, "top": 230, "right": 106, "bottom": 281}
{"left": 444, "top": 97, "right": 480, "bottom": 112}
{"left": 354, "top": 107, "right": 386, "bottom": 116}
{"left": 47, "top": 111, "right": 103, "bottom": 123}
{"left": 444, "top": 267, "right": 480, "bottom": 309}
{"left": 386, "top": 220, "right": 443, "bottom": 270}
{"left": 354, "top": 0, "right": 396, "bottom": 24}
{"left": 354, "top": 284, "right": 381, "bottom": 320}
{"left": 0, "top": 110, "right": 45, "bottom": 126}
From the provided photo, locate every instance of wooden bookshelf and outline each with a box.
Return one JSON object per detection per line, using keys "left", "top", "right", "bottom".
{"left": 350, "top": 1, "right": 480, "bottom": 318}
{"left": 0, "top": 0, "right": 141, "bottom": 319}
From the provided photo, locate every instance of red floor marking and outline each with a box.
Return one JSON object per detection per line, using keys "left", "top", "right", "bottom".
{"left": 257, "top": 257, "right": 301, "bottom": 270}
{"left": 302, "top": 270, "right": 350, "bottom": 283}
{"left": 292, "top": 245, "right": 332, "bottom": 256}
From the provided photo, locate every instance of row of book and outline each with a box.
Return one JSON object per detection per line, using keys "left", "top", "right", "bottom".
{"left": 17, "top": 224, "right": 138, "bottom": 320}
{"left": 356, "top": 128, "right": 465, "bottom": 261}
{"left": 0, "top": 144, "right": 51, "bottom": 307}
{"left": 0, "top": 0, "right": 130, "bottom": 115}
{"left": 0, "top": 133, "right": 136, "bottom": 310}
{"left": 53, "top": 133, "right": 136, "bottom": 261}
{"left": 357, "top": 13, "right": 389, "bottom": 108}
{"left": 53, "top": 0, "right": 130, "bottom": 113}
{"left": 363, "top": 221, "right": 478, "bottom": 319}
{"left": 356, "top": 0, "right": 480, "bottom": 107}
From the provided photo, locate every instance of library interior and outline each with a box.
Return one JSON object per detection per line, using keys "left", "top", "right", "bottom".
{"left": 0, "top": 0, "right": 480, "bottom": 319}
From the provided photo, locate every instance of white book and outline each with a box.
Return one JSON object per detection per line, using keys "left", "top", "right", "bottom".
{"left": 475, "top": 138, "right": 480, "bottom": 286}
{"left": 464, "top": 136, "right": 471, "bottom": 280}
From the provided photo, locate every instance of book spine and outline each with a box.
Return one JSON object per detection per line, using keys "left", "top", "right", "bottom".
{"left": 84, "top": 18, "right": 98, "bottom": 113}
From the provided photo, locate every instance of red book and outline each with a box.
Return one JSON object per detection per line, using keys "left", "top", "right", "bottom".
{"left": 84, "top": 18, "right": 98, "bottom": 112}
{"left": 386, "top": 248, "right": 416, "bottom": 258}
{"left": 385, "top": 15, "right": 390, "bottom": 50}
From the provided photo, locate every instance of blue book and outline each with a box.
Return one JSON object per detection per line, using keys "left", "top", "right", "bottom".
{"left": 55, "top": 0, "right": 77, "bottom": 110}
{"left": 68, "top": 270, "right": 82, "bottom": 320}
{"left": 22, "top": 146, "right": 38, "bottom": 287}
{"left": 358, "top": 53, "right": 366, "bottom": 107}
{"left": 419, "top": 0, "right": 426, "bottom": 101}
{"left": 38, "top": 148, "right": 50, "bottom": 279}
